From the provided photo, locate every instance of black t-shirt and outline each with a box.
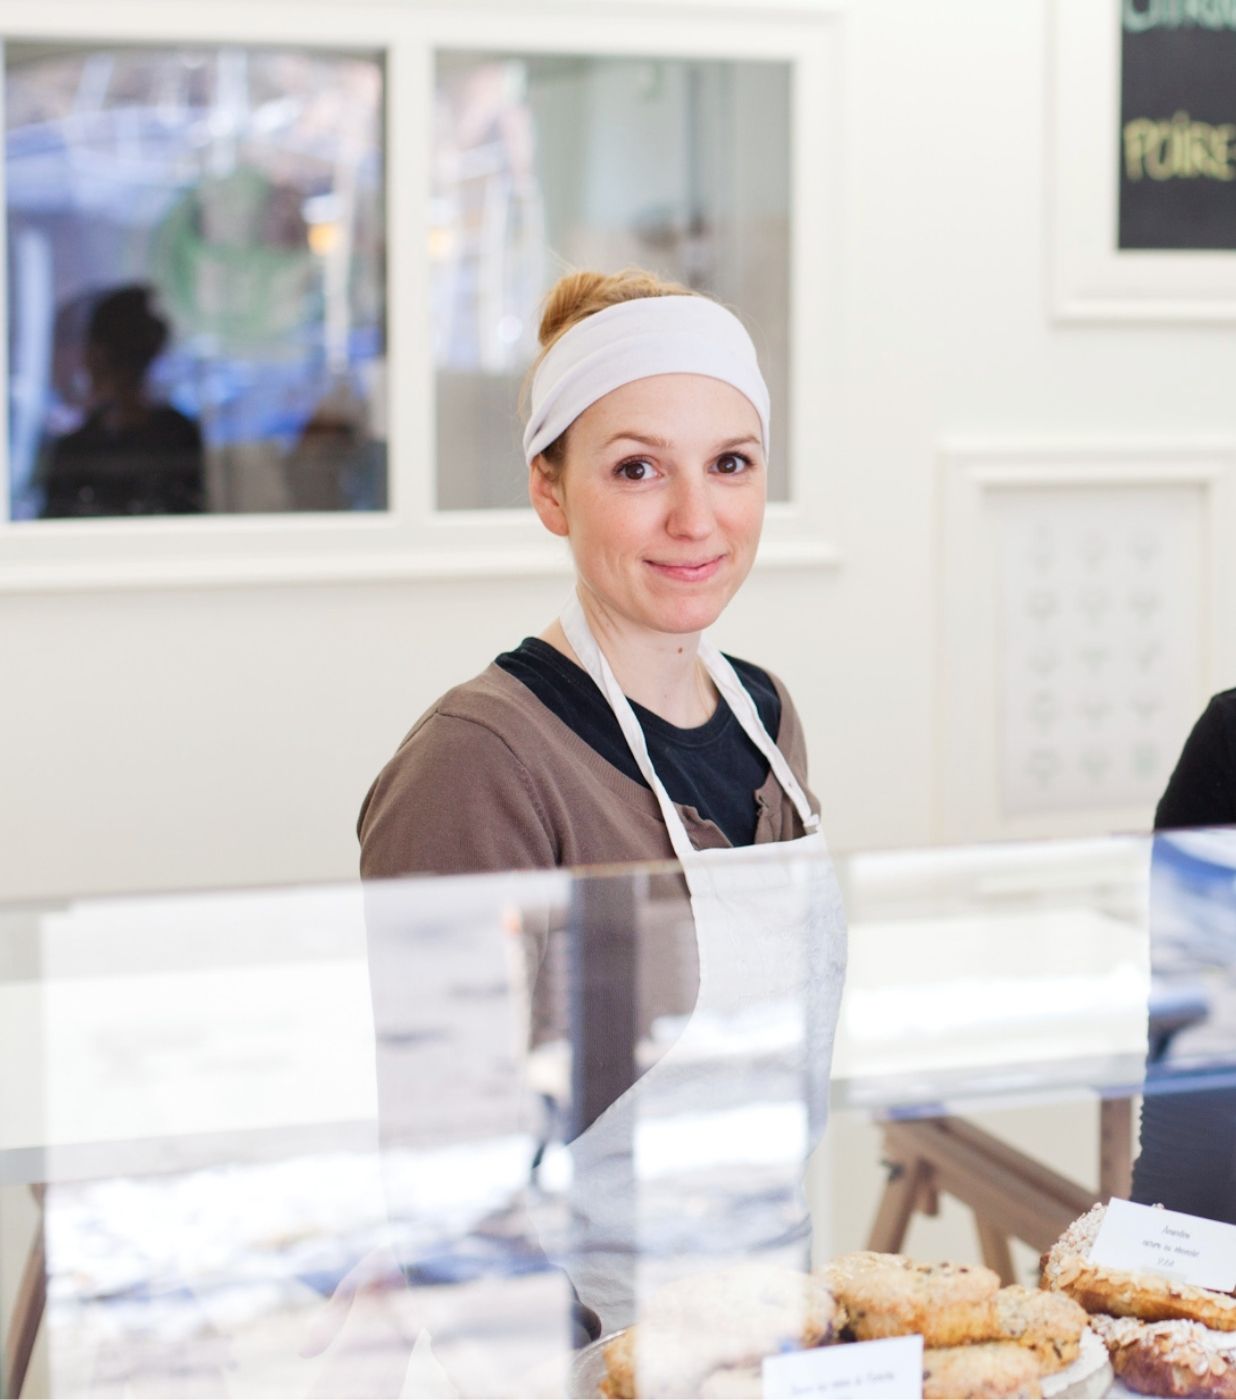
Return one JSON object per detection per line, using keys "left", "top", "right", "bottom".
{"left": 495, "top": 637, "right": 781, "bottom": 848}
{"left": 1155, "top": 689, "right": 1236, "bottom": 830}
{"left": 41, "top": 404, "right": 206, "bottom": 518}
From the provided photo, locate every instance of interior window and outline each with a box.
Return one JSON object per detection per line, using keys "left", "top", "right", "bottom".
{"left": 432, "top": 52, "right": 792, "bottom": 511}
{"left": 6, "top": 44, "right": 386, "bottom": 520}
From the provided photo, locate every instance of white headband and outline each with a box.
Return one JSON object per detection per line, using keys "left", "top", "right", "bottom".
{"left": 522, "top": 294, "right": 770, "bottom": 465}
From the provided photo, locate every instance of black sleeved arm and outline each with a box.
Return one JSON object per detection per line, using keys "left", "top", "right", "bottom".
{"left": 1155, "top": 691, "right": 1236, "bottom": 831}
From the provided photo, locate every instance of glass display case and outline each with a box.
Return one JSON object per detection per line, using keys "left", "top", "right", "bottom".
{"left": 3, "top": 829, "right": 1235, "bottom": 1397}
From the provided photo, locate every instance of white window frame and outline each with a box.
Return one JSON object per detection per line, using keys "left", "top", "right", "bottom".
{"left": 0, "top": 0, "right": 843, "bottom": 593}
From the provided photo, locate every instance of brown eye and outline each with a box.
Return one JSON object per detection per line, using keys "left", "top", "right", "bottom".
{"left": 715, "top": 452, "right": 752, "bottom": 475}
{"left": 616, "top": 459, "right": 653, "bottom": 481}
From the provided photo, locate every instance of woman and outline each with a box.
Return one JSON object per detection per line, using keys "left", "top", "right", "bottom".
{"left": 357, "top": 268, "right": 846, "bottom": 1339}
{"left": 359, "top": 268, "right": 820, "bottom": 875}
{"left": 41, "top": 283, "right": 205, "bottom": 518}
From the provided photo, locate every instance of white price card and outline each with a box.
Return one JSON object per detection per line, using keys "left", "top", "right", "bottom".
{"left": 1090, "top": 1197, "right": 1236, "bottom": 1292}
{"left": 763, "top": 1336, "right": 923, "bottom": 1399}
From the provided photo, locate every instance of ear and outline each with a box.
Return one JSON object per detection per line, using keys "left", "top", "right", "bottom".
{"left": 528, "top": 456, "right": 569, "bottom": 538}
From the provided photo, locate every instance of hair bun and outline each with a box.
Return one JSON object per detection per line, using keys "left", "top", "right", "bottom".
{"left": 536, "top": 266, "right": 695, "bottom": 349}
{"left": 522, "top": 265, "right": 703, "bottom": 452}
{"left": 538, "top": 271, "right": 609, "bottom": 347}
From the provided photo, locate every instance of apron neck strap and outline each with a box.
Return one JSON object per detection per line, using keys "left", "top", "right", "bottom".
{"left": 558, "top": 594, "right": 819, "bottom": 861}
{"left": 696, "top": 635, "right": 820, "bottom": 834}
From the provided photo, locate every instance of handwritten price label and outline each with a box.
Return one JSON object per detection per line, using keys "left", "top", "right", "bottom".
{"left": 762, "top": 1336, "right": 923, "bottom": 1399}
{"left": 1090, "top": 1198, "right": 1236, "bottom": 1293}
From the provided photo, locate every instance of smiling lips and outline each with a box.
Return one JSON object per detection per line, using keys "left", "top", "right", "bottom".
{"left": 646, "top": 555, "right": 726, "bottom": 583}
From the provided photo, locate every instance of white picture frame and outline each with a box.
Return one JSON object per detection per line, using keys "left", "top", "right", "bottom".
{"left": 1050, "top": 0, "right": 1236, "bottom": 322}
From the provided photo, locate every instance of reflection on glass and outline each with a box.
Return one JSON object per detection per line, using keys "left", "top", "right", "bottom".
{"left": 18, "top": 833, "right": 1232, "bottom": 1395}
{"left": 41, "top": 283, "right": 206, "bottom": 516}
{"left": 1132, "top": 828, "right": 1236, "bottom": 1225}
{"left": 0, "top": 857, "right": 834, "bottom": 1397}
{"left": 834, "top": 838, "right": 1154, "bottom": 1108}
{"left": 6, "top": 45, "right": 387, "bottom": 520}
{"left": 432, "top": 53, "right": 792, "bottom": 510}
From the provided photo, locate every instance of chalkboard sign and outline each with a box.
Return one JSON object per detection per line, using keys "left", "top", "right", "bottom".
{"left": 1119, "top": 0, "right": 1236, "bottom": 250}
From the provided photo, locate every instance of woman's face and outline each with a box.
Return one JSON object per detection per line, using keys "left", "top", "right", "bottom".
{"left": 530, "top": 373, "right": 766, "bottom": 638}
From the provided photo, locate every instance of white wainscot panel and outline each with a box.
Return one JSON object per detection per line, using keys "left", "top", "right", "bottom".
{"left": 995, "top": 486, "right": 1202, "bottom": 817}
{"left": 937, "top": 445, "right": 1236, "bottom": 843}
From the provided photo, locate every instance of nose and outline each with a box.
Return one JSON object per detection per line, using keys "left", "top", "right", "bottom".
{"left": 664, "top": 472, "right": 716, "bottom": 540}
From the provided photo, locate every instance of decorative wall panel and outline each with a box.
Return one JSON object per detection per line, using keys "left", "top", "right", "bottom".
{"left": 938, "top": 444, "right": 1236, "bottom": 843}
{"left": 994, "top": 485, "right": 1203, "bottom": 816}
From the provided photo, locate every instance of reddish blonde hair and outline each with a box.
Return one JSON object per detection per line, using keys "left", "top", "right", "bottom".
{"left": 524, "top": 267, "right": 699, "bottom": 475}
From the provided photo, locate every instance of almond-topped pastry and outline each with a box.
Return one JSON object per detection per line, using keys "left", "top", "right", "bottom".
{"left": 991, "top": 1285, "right": 1087, "bottom": 1373}
{"left": 599, "top": 1265, "right": 844, "bottom": 1399}
{"left": 1090, "top": 1314, "right": 1236, "bottom": 1398}
{"left": 823, "top": 1251, "right": 1002, "bottom": 1347}
{"left": 921, "top": 1342, "right": 1043, "bottom": 1399}
{"left": 1043, "top": 1204, "right": 1236, "bottom": 1331}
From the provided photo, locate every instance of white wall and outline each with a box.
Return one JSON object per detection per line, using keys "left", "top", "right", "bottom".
{"left": 4, "top": 0, "right": 1236, "bottom": 903}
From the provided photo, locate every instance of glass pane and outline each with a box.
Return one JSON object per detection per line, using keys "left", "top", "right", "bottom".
{"left": 432, "top": 52, "right": 792, "bottom": 510}
{"left": 6, "top": 44, "right": 386, "bottom": 520}
{"left": 10, "top": 834, "right": 1236, "bottom": 1393}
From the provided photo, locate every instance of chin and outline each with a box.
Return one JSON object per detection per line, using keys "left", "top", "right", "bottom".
{"left": 649, "top": 597, "right": 730, "bottom": 635}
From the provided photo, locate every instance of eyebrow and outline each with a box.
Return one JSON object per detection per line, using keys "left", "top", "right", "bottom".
{"left": 601, "top": 431, "right": 761, "bottom": 452}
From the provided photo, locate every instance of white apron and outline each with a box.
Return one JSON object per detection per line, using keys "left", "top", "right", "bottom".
{"left": 553, "top": 595, "right": 848, "bottom": 1331}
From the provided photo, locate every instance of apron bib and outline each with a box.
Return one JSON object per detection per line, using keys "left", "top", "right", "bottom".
{"left": 550, "top": 595, "right": 848, "bottom": 1331}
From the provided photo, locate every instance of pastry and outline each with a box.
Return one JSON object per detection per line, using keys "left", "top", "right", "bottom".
{"left": 696, "top": 1368, "right": 761, "bottom": 1399}
{"left": 1090, "top": 1313, "right": 1236, "bottom": 1397}
{"left": 1043, "top": 1204, "right": 1236, "bottom": 1330}
{"left": 600, "top": 1265, "right": 843, "bottom": 1399}
{"left": 824, "top": 1251, "right": 1001, "bottom": 1347}
{"left": 991, "top": 1285, "right": 1087, "bottom": 1373}
{"left": 922, "top": 1341, "right": 1043, "bottom": 1399}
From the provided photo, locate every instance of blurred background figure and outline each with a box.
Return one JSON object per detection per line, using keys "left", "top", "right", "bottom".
{"left": 40, "top": 283, "right": 204, "bottom": 518}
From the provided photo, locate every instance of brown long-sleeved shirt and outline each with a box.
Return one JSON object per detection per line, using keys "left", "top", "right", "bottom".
{"left": 358, "top": 661, "right": 816, "bottom": 877}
